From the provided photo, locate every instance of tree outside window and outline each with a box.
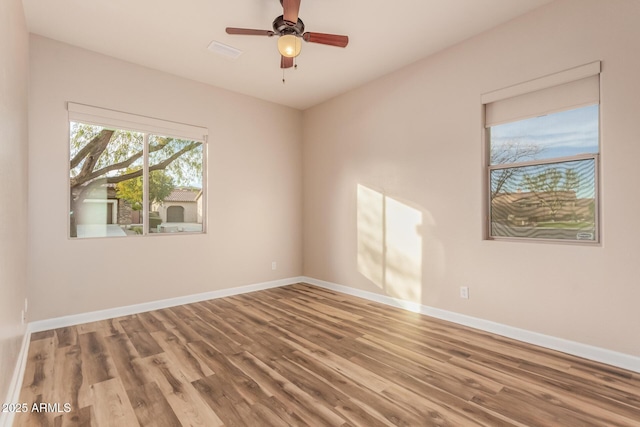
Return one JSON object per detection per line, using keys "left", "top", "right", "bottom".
{"left": 70, "top": 122, "right": 204, "bottom": 238}
{"left": 488, "top": 105, "right": 599, "bottom": 242}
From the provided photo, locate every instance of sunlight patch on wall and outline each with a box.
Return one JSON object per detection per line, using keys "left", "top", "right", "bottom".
{"left": 357, "top": 185, "right": 385, "bottom": 287}
{"left": 357, "top": 184, "right": 422, "bottom": 303}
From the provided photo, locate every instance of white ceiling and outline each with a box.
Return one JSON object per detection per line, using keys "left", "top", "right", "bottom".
{"left": 22, "top": 0, "right": 554, "bottom": 110}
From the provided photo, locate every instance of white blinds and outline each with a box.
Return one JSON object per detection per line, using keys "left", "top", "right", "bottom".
{"left": 483, "top": 61, "right": 601, "bottom": 127}
{"left": 68, "top": 103, "right": 208, "bottom": 142}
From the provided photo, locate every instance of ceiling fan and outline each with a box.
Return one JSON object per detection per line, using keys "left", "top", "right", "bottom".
{"left": 226, "top": 0, "right": 349, "bottom": 69}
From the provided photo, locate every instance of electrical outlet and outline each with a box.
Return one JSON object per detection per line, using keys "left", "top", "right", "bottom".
{"left": 271, "top": 261, "right": 277, "bottom": 271}
{"left": 460, "top": 286, "right": 469, "bottom": 299}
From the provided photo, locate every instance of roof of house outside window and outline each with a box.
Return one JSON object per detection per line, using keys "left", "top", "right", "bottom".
{"left": 164, "top": 188, "right": 201, "bottom": 202}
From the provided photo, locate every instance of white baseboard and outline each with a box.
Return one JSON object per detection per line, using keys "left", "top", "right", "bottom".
{"left": 28, "top": 276, "right": 306, "bottom": 333}
{"left": 3, "top": 277, "right": 304, "bottom": 427}
{"left": 4, "top": 274, "right": 637, "bottom": 427}
{"left": 13, "top": 272, "right": 640, "bottom": 411}
{"left": 302, "top": 276, "right": 640, "bottom": 374}
{"left": 1, "top": 329, "right": 31, "bottom": 427}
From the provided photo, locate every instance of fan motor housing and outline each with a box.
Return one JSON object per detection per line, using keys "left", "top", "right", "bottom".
{"left": 273, "top": 15, "right": 305, "bottom": 36}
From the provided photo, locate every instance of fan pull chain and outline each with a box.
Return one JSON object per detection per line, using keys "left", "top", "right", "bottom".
{"left": 282, "top": 58, "right": 297, "bottom": 84}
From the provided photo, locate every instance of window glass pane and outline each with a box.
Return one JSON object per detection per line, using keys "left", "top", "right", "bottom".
{"left": 148, "top": 135, "right": 204, "bottom": 234}
{"left": 490, "top": 158, "right": 596, "bottom": 241}
{"left": 490, "top": 104, "right": 598, "bottom": 165}
{"left": 70, "top": 122, "right": 144, "bottom": 238}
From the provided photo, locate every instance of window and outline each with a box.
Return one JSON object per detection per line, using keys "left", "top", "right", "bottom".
{"left": 483, "top": 62, "right": 600, "bottom": 243}
{"left": 68, "top": 103, "right": 207, "bottom": 238}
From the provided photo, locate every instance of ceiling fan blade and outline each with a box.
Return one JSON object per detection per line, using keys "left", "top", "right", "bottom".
{"left": 280, "top": 56, "right": 294, "bottom": 69}
{"left": 302, "top": 32, "right": 349, "bottom": 48}
{"left": 283, "top": 0, "right": 301, "bottom": 25}
{"left": 226, "top": 27, "right": 275, "bottom": 36}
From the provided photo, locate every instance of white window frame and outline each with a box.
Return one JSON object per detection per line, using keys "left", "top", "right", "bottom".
{"left": 481, "top": 62, "right": 601, "bottom": 244}
{"left": 68, "top": 102, "right": 208, "bottom": 238}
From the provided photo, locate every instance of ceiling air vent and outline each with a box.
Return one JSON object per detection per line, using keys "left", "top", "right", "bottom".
{"left": 207, "top": 41, "right": 243, "bottom": 59}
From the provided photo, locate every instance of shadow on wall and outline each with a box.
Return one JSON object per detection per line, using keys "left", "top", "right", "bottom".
{"left": 357, "top": 184, "right": 445, "bottom": 307}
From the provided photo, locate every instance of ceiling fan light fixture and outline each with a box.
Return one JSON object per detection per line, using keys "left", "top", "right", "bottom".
{"left": 278, "top": 34, "right": 301, "bottom": 58}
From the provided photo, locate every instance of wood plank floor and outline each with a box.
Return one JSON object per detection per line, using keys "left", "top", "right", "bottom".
{"left": 14, "top": 283, "right": 640, "bottom": 426}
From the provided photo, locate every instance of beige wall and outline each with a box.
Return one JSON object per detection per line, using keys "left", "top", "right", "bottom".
{"left": 21, "top": 0, "right": 640, "bottom": 362}
{"left": 28, "top": 35, "right": 303, "bottom": 321}
{"left": 0, "top": 0, "right": 29, "bottom": 403}
{"left": 303, "top": 0, "right": 640, "bottom": 357}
